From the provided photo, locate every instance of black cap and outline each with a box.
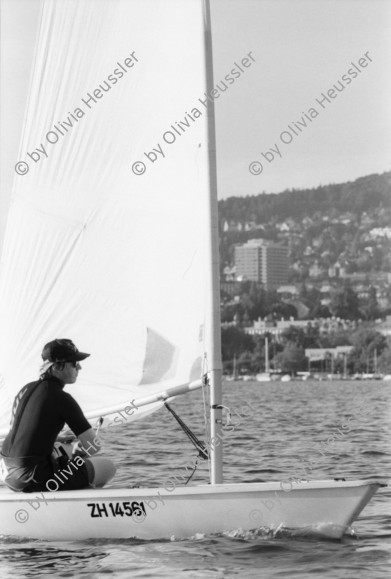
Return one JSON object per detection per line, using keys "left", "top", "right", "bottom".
{"left": 41, "top": 339, "right": 90, "bottom": 363}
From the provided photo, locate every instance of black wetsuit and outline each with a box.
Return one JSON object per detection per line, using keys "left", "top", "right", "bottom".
{"left": 1, "top": 375, "right": 91, "bottom": 493}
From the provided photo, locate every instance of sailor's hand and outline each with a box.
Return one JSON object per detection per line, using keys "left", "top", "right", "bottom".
{"left": 56, "top": 434, "right": 76, "bottom": 444}
{"left": 71, "top": 439, "right": 87, "bottom": 458}
{"left": 53, "top": 441, "right": 73, "bottom": 459}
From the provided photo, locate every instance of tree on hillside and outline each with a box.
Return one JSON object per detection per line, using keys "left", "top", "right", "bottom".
{"left": 221, "top": 326, "right": 254, "bottom": 364}
{"left": 330, "top": 285, "right": 361, "bottom": 320}
{"left": 271, "top": 302, "right": 298, "bottom": 320}
{"left": 250, "top": 334, "right": 268, "bottom": 373}
{"left": 347, "top": 328, "right": 388, "bottom": 373}
{"left": 273, "top": 343, "right": 307, "bottom": 375}
{"left": 221, "top": 303, "right": 242, "bottom": 323}
{"left": 361, "top": 286, "right": 380, "bottom": 321}
{"left": 280, "top": 326, "right": 306, "bottom": 347}
{"left": 319, "top": 329, "right": 352, "bottom": 348}
{"left": 377, "top": 347, "right": 391, "bottom": 374}
{"left": 310, "top": 302, "right": 331, "bottom": 319}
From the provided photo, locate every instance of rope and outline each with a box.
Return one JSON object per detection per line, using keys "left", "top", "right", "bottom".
{"left": 184, "top": 457, "right": 201, "bottom": 484}
{"left": 164, "top": 355, "right": 212, "bottom": 484}
{"left": 164, "top": 401, "right": 209, "bottom": 460}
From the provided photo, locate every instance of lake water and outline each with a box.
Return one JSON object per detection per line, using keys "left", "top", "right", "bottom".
{"left": 0, "top": 380, "right": 390, "bottom": 578}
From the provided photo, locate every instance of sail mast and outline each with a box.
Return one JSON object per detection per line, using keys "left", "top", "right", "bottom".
{"left": 204, "top": 0, "right": 223, "bottom": 484}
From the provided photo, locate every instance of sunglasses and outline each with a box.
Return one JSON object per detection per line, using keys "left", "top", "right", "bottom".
{"left": 67, "top": 361, "right": 80, "bottom": 368}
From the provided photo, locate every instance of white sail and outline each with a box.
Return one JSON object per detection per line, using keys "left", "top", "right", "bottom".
{"left": 0, "top": 0, "right": 214, "bottom": 435}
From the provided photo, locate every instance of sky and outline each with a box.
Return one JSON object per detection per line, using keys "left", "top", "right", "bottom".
{"left": 1, "top": 0, "right": 390, "bottom": 206}
{"left": 211, "top": 0, "right": 391, "bottom": 197}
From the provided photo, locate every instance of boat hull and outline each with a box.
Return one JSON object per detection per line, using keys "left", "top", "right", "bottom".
{"left": 0, "top": 479, "right": 385, "bottom": 541}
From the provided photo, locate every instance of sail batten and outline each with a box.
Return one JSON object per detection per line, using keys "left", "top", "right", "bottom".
{"left": 0, "top": 0, "right": 213, "bottom": 435}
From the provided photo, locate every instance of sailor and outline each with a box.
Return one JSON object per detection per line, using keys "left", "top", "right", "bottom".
{"left": 0, "top": 339, "right": 116, "bottom": 493}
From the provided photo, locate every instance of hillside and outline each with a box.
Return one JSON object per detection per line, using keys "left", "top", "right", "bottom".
{"left": 219, "top": 172, "right": 391, "bottom": 277}
{"left": 219, "top": 172, "right": 391, "bottom": 224}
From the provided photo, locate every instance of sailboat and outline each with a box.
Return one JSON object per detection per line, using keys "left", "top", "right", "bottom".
{"left": 0, "top": 0, "right": 385, "bottom": 541}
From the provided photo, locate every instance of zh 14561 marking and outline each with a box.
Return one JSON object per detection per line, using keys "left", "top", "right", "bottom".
{"left": 87, "top": 501, "right": 146, "bottom": 519}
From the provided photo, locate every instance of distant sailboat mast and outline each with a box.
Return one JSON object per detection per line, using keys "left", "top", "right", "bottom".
{"left": 265, "top": 336, "right": 270, "bottom": 373}
{"left": 204, "top": 0, "right": 223, "bottom": 485}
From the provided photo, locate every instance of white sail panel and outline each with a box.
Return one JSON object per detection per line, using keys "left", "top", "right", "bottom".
{"left": 0, "top": 0, "right": 213, "bottom": 434}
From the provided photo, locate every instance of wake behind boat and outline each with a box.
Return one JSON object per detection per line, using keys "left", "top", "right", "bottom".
{"left": 0, "top": 0, "right": 385, "bottom": 541}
